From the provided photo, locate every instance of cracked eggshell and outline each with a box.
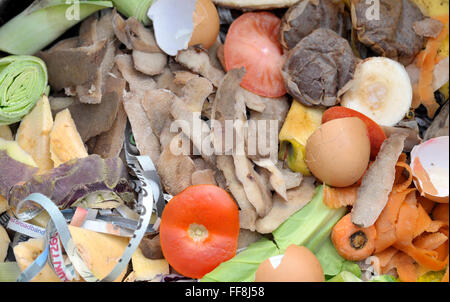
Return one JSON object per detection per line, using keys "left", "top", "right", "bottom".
{"left": 148, "top": 0, "right": 220, "bottom": 56}
{"left": 410, "top": 136, "right": 449, "bottom": 203}
{"left": 305, "top": 117, "right": 371, "bottom": 188}
{"left": 254, "top": 245, "right": 324, "bottom": 282}
{"left": 148, "top": 0, "right": 197, "bottom": 56}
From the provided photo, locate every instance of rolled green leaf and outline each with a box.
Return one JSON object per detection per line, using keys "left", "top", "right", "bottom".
{"left": 0, "top": 55, "right": 48, "bottom": 125}
{"left": 111, "top": 0, "right": 154, "bottom": 25}
{"left": 0, "top": 0, "right": 113, "bottom": 55}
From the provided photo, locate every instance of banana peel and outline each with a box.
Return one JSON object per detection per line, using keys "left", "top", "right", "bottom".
{"left": 279, "top": 101, "right": 323, "bottom": 176}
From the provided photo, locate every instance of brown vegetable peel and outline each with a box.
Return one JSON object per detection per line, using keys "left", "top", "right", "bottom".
{"left": 351, "top": 133, "right": 408, "bottom": 228}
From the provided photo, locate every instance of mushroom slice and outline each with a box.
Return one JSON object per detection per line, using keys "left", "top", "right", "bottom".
{"left": 181, "top": 77, "right": 214, "bottom": 112}
{"left": 351, "top": 133, "right": 408, "bottom": 228}
{"left": 276, "top": 161, "right": 303, "bottom": 190}
{"left": 247, "top": 95, "right": 290, "bottom": 161}
{"left": 170, "top": 85, "right": 215, "bottom": 166}
{"left": 235, "top": 87, "right": 266, "bottom": 113}
{"left": 141, "top": 89, "right": 176, "bottom": 138}
{"left": 112, "top": 9, "right": 133, "bottom": 49}
{"left": 125, "top": 17, "right": 162, "bottom": 53}
{"left": 211, "top": 68, "right": 246, "bottom": 155}
{"left": 191, "top": 169, "right": 217, "bottom": 186}
{"left": 123, "top": 93, "right": 160, "bottom": 163}
{"left": 176, "top": 46, "right": 225, "bottom": 87}
{"left": 155, "top": 68, "right": 184, "bottom": 96}
{"left": 424, "top": 101, "right": 449, "bottom": 140}
{"left": 173, "top": 71, "right": 199, "bottom": 86}
{"left": 233, "top": 97, "right": 272, "bottom": 218}
{"left": 69, "top": 74, "right": 125, "bottom": 142}
{"left": 157, "top": 134, "right": 196, "bottom": 196}
{"left": 159, "top": 118, "right": 178, "bottom": 151}
{"left": 216, "top": 155, "right": 258, "bottom": 231}
{"left": 413, "top": 17, "right": 444, "bottom": 38}
{"left": 255, "top": 176, "right": 316, "bottom": 234}
{"left": 75, "top": 39, "right": 116, "bottom": 104}
{"left": 38, "top": 39, "right": 107, "bottom": 92}
{"left": 382, "top": 125, "right": 422, "bottom": 153}
{"left": 91, "top": 102, "right": 128, "bottom": 158}
{"left": 115, "top": 54, "right": 157, "bottom": 93}
{"left": 253, "top": 158, "right": 288, "bottom": 201}
{"left": 132, "top": 50, "right": 167, "bottom": 76}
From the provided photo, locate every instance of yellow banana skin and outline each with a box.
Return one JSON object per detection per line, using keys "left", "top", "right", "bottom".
{"left": 279, "top": 101, "right": 323, "bottom": 176}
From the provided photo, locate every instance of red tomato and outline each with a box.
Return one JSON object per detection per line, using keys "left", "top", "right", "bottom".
{"left": 159, "top": 185, "right": 240, "bottom": 279}
{"left": 224, "top": 12, "right": 287, "bottom": 98}
{"left": 322, "top": 107, "right": 387, "bottom": 159}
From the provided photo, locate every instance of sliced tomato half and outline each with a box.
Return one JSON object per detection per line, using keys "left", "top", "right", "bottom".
{"left": 159, "top": 185, "right": 240, "bottom": 279}
{"left": 224, "top": 12, "right": 287, "bottom": 98}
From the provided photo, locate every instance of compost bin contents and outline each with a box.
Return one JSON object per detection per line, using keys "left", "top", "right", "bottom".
{"left": 0, "top": 0, "right": 448, "bottom": 283}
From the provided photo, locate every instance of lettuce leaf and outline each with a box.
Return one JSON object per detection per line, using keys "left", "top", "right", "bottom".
{"left": 201, "top": 238, "right": 280, "bottom": 282}
{"left": 273, "top": 185, "right": 347, "bottom": 253}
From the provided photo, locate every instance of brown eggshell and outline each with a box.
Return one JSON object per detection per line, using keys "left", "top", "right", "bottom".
{"left": 254, "top": 245, "right": 325, "bottom": 282}
{"left": 305, "top": 117, "right": 371, "bottom": 187}
{"left": 189, "top": 0, "right": 220, "bottom": 49}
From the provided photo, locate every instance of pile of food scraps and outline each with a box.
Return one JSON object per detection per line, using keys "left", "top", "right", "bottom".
{"left": 0, "top": 0, "right": 448, "bottom": 283}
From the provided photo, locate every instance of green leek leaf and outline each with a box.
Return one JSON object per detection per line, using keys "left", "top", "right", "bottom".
{"left": 0, "top": 55, "right": 48, "bottom": 125}
{"left": 0, "top": 0, "right": 113, "bottom": 55}
{"left": 111, "top": 0, "right": 154, "bottom": 25}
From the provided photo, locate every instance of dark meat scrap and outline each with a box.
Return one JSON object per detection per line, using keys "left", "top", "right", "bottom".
{"left": 352, "top": 0, "right": 425, "bottom": 66}
{"left": 282, "top": 28, "right": 356, "bottom": 107}
{"left": 280, "top": 0, "right": 346, "bottom": 50}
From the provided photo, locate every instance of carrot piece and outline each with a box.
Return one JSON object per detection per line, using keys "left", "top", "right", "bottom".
{"left": 323, "top": 185, "right": 358, "bottom": 209}
{"left": 417, "top": 195, "right": 435, "bottom": 214}
{"left": 393, "top": 252, "right": 418, "bottom": 282}
{"left": 375, "top": 188, "right": 416, "bottom": 253}
{"left": 331, "top": 214, "right": 377, "bottom": 261}
{"left": 396, "top": 243, "right": 447, "bottom": 271}
{"left": 414, "top": 232, "right": 448, "bottom": 251}
{"left": 426, "top": 220, "right": 448, "bottom": 233}
{"left": 433, "top": 204, "right": 449, "bottom": 224}
{"left": 396, "top": 202, "right": 419, "bottom": 246}
{"left": 393, "top": 162, "right": 413, "bottom": 193}
{"left": 414, "top": 204, "right": 433, "bottom": 238}
{"left": 376, "top": 247, "right": 398, "bottom": 268}
{"left": 416, "top": 14, "right": 449, "bottom": 118}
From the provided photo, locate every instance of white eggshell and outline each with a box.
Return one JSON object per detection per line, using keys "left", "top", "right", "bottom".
{"left": 148, "top": 0, "right": 197, "bottom": 56}
{"left": 410, "top": 136, "right": 449, "bottom": 202}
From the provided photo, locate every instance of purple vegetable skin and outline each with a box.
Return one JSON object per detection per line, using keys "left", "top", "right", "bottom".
{"left": 0, "top": 150, "right": 37, "bottom": 197}
{"left": 8, "top": 155, "right": 134, "bottom": 211}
